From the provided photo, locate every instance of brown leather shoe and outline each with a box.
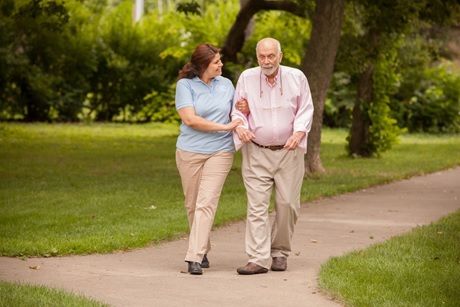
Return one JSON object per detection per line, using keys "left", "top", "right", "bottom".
{"left": 271, "top": 257, "right": 287, "bottom": 271}
{"left": 237, "top": 262, "right": 268, "bottom": 275}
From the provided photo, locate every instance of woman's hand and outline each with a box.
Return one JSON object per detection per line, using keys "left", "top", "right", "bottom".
{"left": 236, "top": 98, "right": 250, "bottom": 115}
{"left": 224, "top": 119, "right": 243, "bottom": 131}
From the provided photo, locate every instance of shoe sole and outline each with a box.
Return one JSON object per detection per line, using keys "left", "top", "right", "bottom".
{"left": 237, "top": 269, "right": 268, "bottom": 275}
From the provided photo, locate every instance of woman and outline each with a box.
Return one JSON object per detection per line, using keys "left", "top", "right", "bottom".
{"left": 175, "top": 44, "right": 241, "bottom": 275}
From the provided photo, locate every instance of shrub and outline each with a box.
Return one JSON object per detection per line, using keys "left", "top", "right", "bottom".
{"left": 391, "top": 64, "right": 460, "bottom": 133}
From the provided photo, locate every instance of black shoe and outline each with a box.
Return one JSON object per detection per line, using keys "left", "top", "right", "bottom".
{"left": 201, "top": 254, "right": 210, "bottom": 268}
{"left": 187, "top": 261, "right": 203, "bottom": 275}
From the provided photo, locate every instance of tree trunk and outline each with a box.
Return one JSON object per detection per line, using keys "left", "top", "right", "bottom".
{"left": 21, "top": 78, "right": 50, "bottom": 122}
{"left": 348, "top": 30, "right": 379, "bottom": 157}
{"left": 300, "top": 0, "right": 345, "bottom": 175}
{"left": 349, "top": 65, "right": 374, "bottom": 156}
{"left": 240, "top": 0, "right": 255, "bottom": 40}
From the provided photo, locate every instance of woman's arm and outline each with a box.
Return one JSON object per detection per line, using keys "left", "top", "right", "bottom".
{"left": 178, "top": 107, "right": 242, "bottom": 132}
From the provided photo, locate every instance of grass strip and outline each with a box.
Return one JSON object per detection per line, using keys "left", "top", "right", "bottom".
{"left": 0, "top": 281, "right": 108, "bottom": 307}
{"left": 319, "top": 210, "right": 460, "bottom": 307}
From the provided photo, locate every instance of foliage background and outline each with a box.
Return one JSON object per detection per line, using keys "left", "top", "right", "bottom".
{"left": 0, "top": 0, "right": 459, "bottom": 134}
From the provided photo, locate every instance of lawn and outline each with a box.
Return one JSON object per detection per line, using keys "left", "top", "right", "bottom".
{"left": 0, "top": 281, "right": 107, "bottom": 307}
{"left": 1, "top": 123, "right": 459, "bottom": 256}
{"left": 319, "top": 210, "right": 460, "bottom": 307}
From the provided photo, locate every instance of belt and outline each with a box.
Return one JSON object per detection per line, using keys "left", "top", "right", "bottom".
{"left": 251, "top": 140, "right": 285, "bottom": 151}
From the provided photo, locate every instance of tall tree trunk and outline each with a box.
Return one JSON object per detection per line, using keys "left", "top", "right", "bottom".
{"left": 21, "top": 78, "right": 50, "bottom": 122}
{"left": 240, "top": 0, "right": 255, "bottom": 40}
{"left": 348, "top": 30, "right": 379, "bottom": 157}
{"left": 300, "top": 0, "right": 345, "bottom": 175}
{"left": 349, "top": 65, "right": 374, "bottom": 156}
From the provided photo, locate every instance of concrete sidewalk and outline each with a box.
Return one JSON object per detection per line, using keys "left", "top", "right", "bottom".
{"left": 1, "top": 167, "right": 459, "bottom": 306}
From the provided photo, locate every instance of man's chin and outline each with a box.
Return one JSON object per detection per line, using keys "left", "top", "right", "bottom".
{"left": 261, "top": 67, "right": 277, "bottom": 76}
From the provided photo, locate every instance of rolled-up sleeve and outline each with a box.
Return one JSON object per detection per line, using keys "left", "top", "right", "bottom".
{"left": 231, "top": 75, "right": 249, "bottom": 151}
{"left": 231, "top": 76, "right": 249, "bottom": 129}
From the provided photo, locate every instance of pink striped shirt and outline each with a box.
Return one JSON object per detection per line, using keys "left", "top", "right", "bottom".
{"left": 232, "top": 65, "right": 314, "bottom": 152}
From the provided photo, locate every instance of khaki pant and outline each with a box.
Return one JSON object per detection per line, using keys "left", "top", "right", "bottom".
{"left": 176, "top": 150, "right": 234, "bottom": 263}
{"left": 241, "top": 142, "right": 305, "bottom": 269}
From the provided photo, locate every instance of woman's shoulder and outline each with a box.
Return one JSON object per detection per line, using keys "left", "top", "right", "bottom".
{"left": 176, "top": 78, "right": 189, "bottom": 89}
{"left": 178, "top": 76, "right": 202, "bottom": 86}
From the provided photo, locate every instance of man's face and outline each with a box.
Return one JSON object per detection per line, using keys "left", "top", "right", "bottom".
{"left": 257, "top": 42, "right": 282, "bottom": 77}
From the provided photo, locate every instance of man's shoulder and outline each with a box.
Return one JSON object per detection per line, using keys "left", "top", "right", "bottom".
{"left": 281, "top": 65, "right": 306, "bottom": 78}
{"left": 240, "top": 67, "right": 260, "bottom": 77}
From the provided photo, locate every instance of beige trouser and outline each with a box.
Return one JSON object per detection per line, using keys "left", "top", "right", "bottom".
{"left": 176, "top": 150, "right": 234, "bottom": 263}
{"left": 241, "top": 142, "right": 305, "bottom": 269}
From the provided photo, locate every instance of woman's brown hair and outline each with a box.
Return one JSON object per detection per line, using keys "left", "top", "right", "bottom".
{"left": 177, "top": 44, "right": 220, "bottom": 80}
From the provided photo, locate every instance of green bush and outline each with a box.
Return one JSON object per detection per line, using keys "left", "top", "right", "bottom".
{"left": 0, "top": 0, "right": 240, "bottom": 123}
{"left": 323, "top": 72, "right": 355, "bottom": 128}
{"left": 391, "top": 64, "right": 460, "bottom": 133}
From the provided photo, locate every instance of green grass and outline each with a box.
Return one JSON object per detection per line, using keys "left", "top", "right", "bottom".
{"left": 319, "top": 210, "right": 460, "bottom": 307}
{"left": 0, "top": 281, "right": 107, "bottom": 307}
{"left": 1, "top": 123, "right": 459, "bottom": 256}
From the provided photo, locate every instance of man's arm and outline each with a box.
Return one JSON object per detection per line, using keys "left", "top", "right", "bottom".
{"left": 284, "top": 131, "right": 306, "bottom": 150}
{"left": 231, "top": 76, "right": 255, "bottom": 143}
{"left": 285, "top": 73, "right": 314, "bottom": 150}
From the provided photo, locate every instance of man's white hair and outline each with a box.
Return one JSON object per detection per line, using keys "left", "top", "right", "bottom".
{"left": 256, "top": 38, "right": 282, "bottom": 53}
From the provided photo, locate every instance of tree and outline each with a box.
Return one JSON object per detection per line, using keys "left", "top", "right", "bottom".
{"left": 346, "top": 0, "right": 460, "bottom": 157}
{"left": 300, "top": 0, "right": 345, "bottom": 174}
{"left": 221, "top": 0, "right": 308, "bottom": 63}
{"left": 0, "top": 0, "right": 70, "bottom": 121}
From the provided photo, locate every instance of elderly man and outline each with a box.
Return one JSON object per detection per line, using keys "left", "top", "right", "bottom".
{"left": 232, "top": 37, "right": 314, "bottom": 275}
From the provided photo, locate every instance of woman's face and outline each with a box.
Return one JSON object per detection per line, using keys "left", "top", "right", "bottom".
{"left": 203, "top": 53, "right": 223, "bottom": 80}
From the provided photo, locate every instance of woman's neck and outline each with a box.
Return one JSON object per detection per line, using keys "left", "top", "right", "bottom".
{"left": 201, "top": 74, "right": 212, "bottom": 85}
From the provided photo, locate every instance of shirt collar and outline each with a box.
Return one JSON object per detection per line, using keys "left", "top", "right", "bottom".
{"left": 192, "top": 76, "right": 220, "bottom": 85}
{"left": 262, "top": 66, "right": 281, "bottom": 88}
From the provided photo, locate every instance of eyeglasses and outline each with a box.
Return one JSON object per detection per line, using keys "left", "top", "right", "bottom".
{"left": 257, "top": 54, "right": 277, "bottom": 62}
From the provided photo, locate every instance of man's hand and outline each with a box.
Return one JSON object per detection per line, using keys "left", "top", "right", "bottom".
{"left": 236, "top": 98, "right": 250, "bottom": 115}
{"left": 284, "top": 131, "right": 306, "bottom": 150}
{"left": 235, "top": 126, "right": 255, "bottom": 143}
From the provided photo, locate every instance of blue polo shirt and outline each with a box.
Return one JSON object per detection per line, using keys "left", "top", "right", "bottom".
{"left": 175, "top": 76, "right": 235, "bottom": 154}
